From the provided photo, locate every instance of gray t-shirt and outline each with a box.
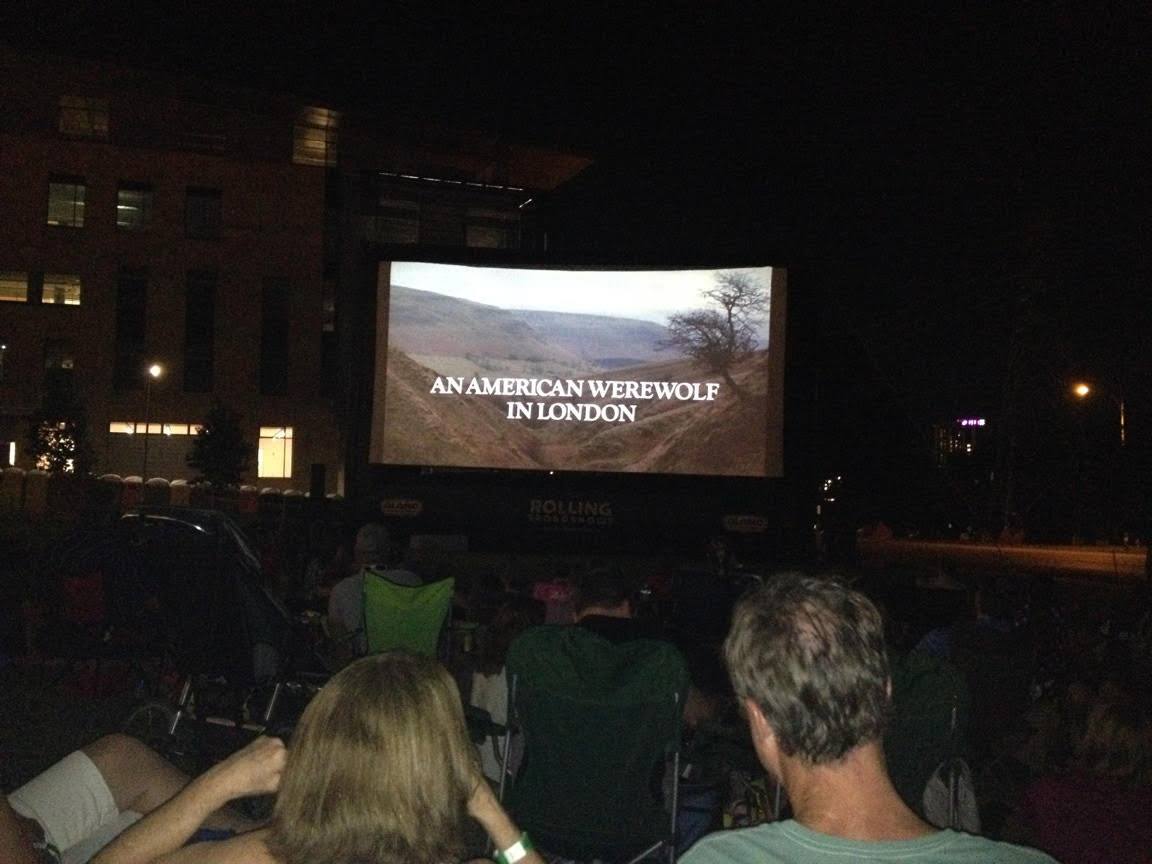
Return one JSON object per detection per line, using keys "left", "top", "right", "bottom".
{"left": 682, "top": 821, "right": 1057, "bottom": 864}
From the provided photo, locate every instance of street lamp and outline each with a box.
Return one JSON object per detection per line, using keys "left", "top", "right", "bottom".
{"left": 1071, "top": 380, "right": 1126, "bottom": 446}
{"left": 141, "top": 362, "right": 164, "bottom": 479}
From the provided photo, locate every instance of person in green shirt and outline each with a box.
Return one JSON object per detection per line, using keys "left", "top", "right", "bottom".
{"left": 681, "top": 574, "right": 1056, "bottom": 864}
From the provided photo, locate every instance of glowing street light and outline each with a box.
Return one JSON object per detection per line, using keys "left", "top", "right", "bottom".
{"left": 1072, "top": 382, "right": 1091, "bottom": 398}
{"left": 142, "top": 362, "right": 165, "bottom": 479}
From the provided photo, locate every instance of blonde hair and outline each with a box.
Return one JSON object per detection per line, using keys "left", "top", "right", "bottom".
{"left": 268, "top": 652, "right": 477, "bottom": 864}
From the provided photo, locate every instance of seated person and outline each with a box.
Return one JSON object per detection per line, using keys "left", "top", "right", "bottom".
{"left": 571, "top": 566, "right": 651, "bottom": 643}
{"left": 92, "top": 652, "right": 542, "bottom": 864}
{"left": 327, "top": 524, "right": 421, "bottom": 655}
{"left": 470, "top": 595, "right": 545, "bottom": 781}
{"left": 1012, "top": 690, "right": 1152, "bottom": 864}
{"left": 4, "top": 734, "right": 253, "bottom": 864}
{"left": 682, "top": 573, "right": 1054, "bottom": 864}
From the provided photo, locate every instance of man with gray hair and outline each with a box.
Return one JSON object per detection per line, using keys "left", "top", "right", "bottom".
{"left": 682, "top": 573, "right": 1053, "bottom": 864}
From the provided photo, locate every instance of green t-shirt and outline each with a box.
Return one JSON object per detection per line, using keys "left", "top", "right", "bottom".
{"left": 681, "top": 821, "right": 1057, "bottom": 864}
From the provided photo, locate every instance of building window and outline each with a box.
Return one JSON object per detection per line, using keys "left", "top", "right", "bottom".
{"left": 43, "top": 339, "right": 75, "bottom": 371}
{"left": 117, "top": 183, "right": 153, "bottom": 230}
{"left": 41, "top": 274, "right": 82, "bottom": 306}
{"left": 114, "top": 268, "right": 148, "bottom": 390}
{"left": 185, "top": 188, "right": 222, "bottom": 239}
{"left": 258, "top": 426, "right": 294, "bottom": 478}
{"left": 293, "top": 106, "right": 340, "bottom": 166}
{"left": 260, "top": 277, "right": 289, "bottom": 395}
{"left": 109, "top": 421, "right": 196, "bottom": 435}
{"left": 184, "top": 271, "right": 216, "bottom": 392}
{"left": 47, "top": 178, "right": 86, "bottom": 227}
{"left": 370, "top": 196, "right": 420, "bottom": 244}
{"left": 465, "top": 206, "right": 521, "bottom": 249}
{"left": 0, "top": 272, "right": 28, "bottom": 303}
{"left": 58, "top": 95, "right": 109, "bottom": 139}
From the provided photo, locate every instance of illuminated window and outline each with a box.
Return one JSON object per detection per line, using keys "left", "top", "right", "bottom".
{"left": 47, "top": 179, "right": 86, "bottom": 227}
{"left": 0, "top": 272, "right": 28, "bottom": 303}
{"left": 185, "top": 188, "right": 222, "bottom": 239}
{"left": 258, "top": 426, "right": 293, "bottom": 478}
{"left": 58, "top": 96, "right": 109, "bottom": 139}
{"left": 109, "top": 421, "right": 197, "bottom": 435}
{"left": 293, "top": 106, "right": 340, "bottom": 166}
{"left": 42, "top": 274, "right": 82, "bottom": 306}
{"left": 117, "top": 183, "right": 153, "bottom": 230}
{"left": 6, "top": 441, "right": 14, "bottom": 466}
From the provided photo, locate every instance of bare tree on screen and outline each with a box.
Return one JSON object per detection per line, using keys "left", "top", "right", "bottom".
{"left": 661, "top": 271, "right": 768, "bottom": 391}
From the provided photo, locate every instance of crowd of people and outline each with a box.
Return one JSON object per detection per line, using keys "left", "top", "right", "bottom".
{"left": 4, "top": 518, "right": 1151, "bottom": 864}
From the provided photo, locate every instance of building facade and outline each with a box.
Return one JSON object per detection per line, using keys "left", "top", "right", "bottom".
{"left": 0, "top": 49, "right": 590, "bottom": 492}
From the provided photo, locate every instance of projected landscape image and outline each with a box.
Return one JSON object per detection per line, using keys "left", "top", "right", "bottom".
{"left": 373, "top": 263, "right": 778, "bottom": 477}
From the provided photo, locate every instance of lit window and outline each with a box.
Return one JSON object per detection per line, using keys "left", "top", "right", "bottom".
{"left": 58, "top": 96, "right": 109, "bottom": 139}
{"left": 6, "top": 441, "right": 14, "bottom": 466}
{"left": 117, "top": 183, "right": 153, "bottom": 230}
{"left": 109, "top": 421, "right": 196, "bottom": 435}
{"left": 42, "top": 274, "right": 82, "bottom": 306}
{"left": 185, "top": 188, "right": 222, "bottom": 239}
{"left": 0, "top": 272, "right": 28, "bottom": 303}
{"left": 258, "top": 426, "right": 293, "bottom": 478}
{"left": 47, "top": 179, "right": 86, "bottom": 227}
{"left": 293, "top": 107, "right": 340, "bottom": 166}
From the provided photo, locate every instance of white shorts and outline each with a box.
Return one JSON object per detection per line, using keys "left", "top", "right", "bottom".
{"left": 8, "top": 750, "right": 141, "bottom": 864}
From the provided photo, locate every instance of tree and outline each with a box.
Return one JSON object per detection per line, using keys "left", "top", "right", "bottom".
{"left": 186, "top": 401, "right": 253, "bottom": 488}
{"left": 661, "top": 271, "right": 769, "bottom": 389}
{"left": 27, "top": 373, "right": 94, "bottom": 474}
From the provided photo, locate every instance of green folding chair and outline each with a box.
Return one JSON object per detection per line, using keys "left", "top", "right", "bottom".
{"left": 361, "top": 571, "right": 454, "bottom": 657}
{"left": 499, "top": 625, "right": 689, "bottom": 864}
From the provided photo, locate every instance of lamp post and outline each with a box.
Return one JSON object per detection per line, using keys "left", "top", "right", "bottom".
{"left": 141, "top": 362, "right": 164, "bottom": 479}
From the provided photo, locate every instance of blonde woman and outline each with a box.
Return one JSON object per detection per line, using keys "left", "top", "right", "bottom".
{"left": 94, "top": 653, "right": 542, "bottom": 864}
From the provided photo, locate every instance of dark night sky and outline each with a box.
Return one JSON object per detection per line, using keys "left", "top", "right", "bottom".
{"left": 5, "top": 1, "right": 1150, "bottom": 522}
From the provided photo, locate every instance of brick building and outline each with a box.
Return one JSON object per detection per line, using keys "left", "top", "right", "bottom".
{"left": 0, "top": 49, "right": 590, "bottom": 492}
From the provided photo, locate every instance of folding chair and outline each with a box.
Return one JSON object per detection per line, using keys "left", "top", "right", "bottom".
{"left": 498, "top": 625, "right": 689, "bottom": 864}
{"left": 885, "top": 650, "right": 973, "bottom": 828}
{"left": 362, "top": 572, "right": 454, "bottom": 657}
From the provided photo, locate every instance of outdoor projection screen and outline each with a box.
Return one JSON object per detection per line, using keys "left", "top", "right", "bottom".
{"left": 370, "top": 262, "right": 787, "bottom": 477}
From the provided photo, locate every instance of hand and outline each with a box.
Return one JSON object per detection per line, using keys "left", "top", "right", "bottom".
{"left": 209, "top": 736, "right": 287, "bottom": 801}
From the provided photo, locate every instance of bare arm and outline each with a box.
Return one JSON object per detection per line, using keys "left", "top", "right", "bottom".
{"left": 93, "top": 737, "right": 285, "bottom": 864}
{"left": 467, "top": 779, "right": 545, "bottom": 864}
{"left": 0, "top": 796, "right": 43, "bottom": 864}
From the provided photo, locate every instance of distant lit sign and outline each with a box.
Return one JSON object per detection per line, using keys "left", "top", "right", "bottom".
{"left": 957, "top": 418, "right": 986, "bottom": 427}
{"left": 380, "top": 498, "right": 424, "bottom": 517}
{"left": 723, "top": 514, "right": 769, "bottom": 533}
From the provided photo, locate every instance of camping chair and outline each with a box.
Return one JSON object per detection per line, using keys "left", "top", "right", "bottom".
{"left": 885, "top": 650, "right": 976, "bottom": 831}
{"left": 498, "top": 625, "right": 689, "bottom": 864}
{"left": 362, "top": 571, "right": 454, "bottom": 657}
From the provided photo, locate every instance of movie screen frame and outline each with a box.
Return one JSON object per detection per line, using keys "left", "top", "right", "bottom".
{"left": 370, "top": 261, "right": 787, "bottom": 478}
